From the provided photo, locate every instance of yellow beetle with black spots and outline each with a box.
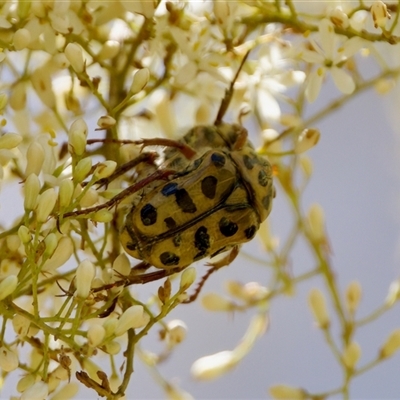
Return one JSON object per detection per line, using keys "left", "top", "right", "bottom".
{"left": 120, "top": 122, "right": 275, "bottom": 271}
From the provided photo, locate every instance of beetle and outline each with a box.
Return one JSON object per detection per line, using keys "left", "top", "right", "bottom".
{"left": 63, "top": 51, "right": 275, "bottom": 300}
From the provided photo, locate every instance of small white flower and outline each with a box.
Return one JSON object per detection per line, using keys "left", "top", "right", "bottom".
{"left": 75, "top": 259, "right": 95, "bottom": 299}
{"left": 191, "top": 314, "right": 267, "bottom": 380}
{"left": 0, "top": 346, "right": 19, "bottom": 371}
{"left": 20, "top": 381, "right": 48, "bottom": 400}
{"left": 114, "top": 305, "right": 149, "bottom": 336}
{"left": 301, "top": 19, "right": 364, "bottom": 102}
{"left": 371, "top": 1, "right": 390, "bottom": 29}
{"left": 165, "top": 320, "right": 187, "bottom": 349}
{"left": 249, "top": 41, "right": 306, "bottom": 123}
{"left": 381, "top": 329, "right": 400, "bottom": 358}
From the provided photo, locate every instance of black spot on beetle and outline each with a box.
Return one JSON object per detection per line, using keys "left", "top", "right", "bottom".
{"left": 243, "top": 154, "right": 255, "bottom": 170}
{"left": 160, "top": 252, "right": 180, "bottom": 266}
{"left": 164, "top": 217, "right": 177, "bottom": 230}
{"left": 211, "top": 152, "right": 226, "bottom": 167}
{"left": 194, "top": 226, "right": 210, "bottom": 260}
{"left": 201, "top": 176, "right": 218, "bottom": 199}
{"left": 262, "top": 195, "right": 271, "bottom": 210}
{"left": 176, "top": 189, "right": 197, "bottom": 213}
{"left": 244, "top": 225, "right": 257, "bottom": 239}
{"left": 258, "top": 170, "right": 269, "bottom": 187}
{"left": 140, "top": 204, "right": 157, "bottom": 226}
{"left": 162, "top": 182, "right": 179, "bottom": 196}
{"left": 219, "top": 217, "right": 238, "bottom": 237}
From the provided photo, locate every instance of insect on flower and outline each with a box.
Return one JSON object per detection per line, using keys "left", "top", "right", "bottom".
{"left": 63, "top": 52, "right": 275, "bottom": 302}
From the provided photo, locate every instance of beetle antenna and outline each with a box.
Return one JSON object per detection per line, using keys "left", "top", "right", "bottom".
{"left": 214, "top": 50, "right": 250, "bottom": 126}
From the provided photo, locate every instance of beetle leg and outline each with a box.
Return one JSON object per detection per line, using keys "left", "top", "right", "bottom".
{"left": 94, "top": 152, "right": 159, "bottom": 189}
{"left": 62, "top": 168, "right": 176, "bottom": 220}
{"left": 93, "top": 262, "right": 185, "bottom": 291}
{"left": 183, "top": 245, "right": 240, "bottom": 304}
{"left": 214, "top": 51, "right": 250, "bottom": 126}
{"left": 206, "top": 245, "right": 240, "bottom": 269}
{"left": 133, "top": 138, "right": 197, "bottom": 160}
{"left": 232, "top": 126, "right": 248, "bottom": 151}
{"left": 87, "top": 137, "right": 196, "bottom": 159}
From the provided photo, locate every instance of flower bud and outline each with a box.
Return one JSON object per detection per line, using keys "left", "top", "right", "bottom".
{"left": 374, "top": 78, "right": 395, "bottom": 95}
{"left": 42, "top": 236, "right": 73, "bottom": 272}
{"left": 165, "top": 384, "right": 195, "bottom": 400}
{"left": 9, "top": 81, "right": 26, "bottom": 110}
{"left": 112, "top": 253, "right": 131, "bottom": 278}
{"left": 0, "top": 346, "right": 19, "bottom": 371}
{"left": 31, "top": 67, "right": 55, "bottom": 109}
{"left": 13, "top": 28, "right": 31, "bottom": 50}
{"left": 103, "top": 341, "right": 121, "bottom": 355}
{"left": 191, "top": 350, "right": 237, "bottom": 380}
{"left": 92, "top": 209, "right": 113, "bottom": 223}
{"left": 114, "top": 305, "right": 149, "bottom": 336}
{"left": 201, "top": 293, "right": 233, "bottom": 312}
{"left": 68, "top": 118, "right": 88, "bottom": 156}
{"left": 371, "top": 1, "right": 390, "bottom": 29}
{"left": 307, "top": 203, "right": 325, "bottom": 243}
{"left": 97, "top": 40, "right": 120, "bottom": 60}
{"left": 342, "top": 341, "right": 361, "bottom": 369}
{"left": 17, "top": 374, "right": 36, "bottom": 393}
{"left": 24, "top": 173, "right": 40, "bottom": 211}
{"left": 179, "top": 267, "right": 196, "bottom": 290}
{"left": 44, "top": 233, "right": 57, "bottom": 258}
{"left": 75, "top": 259, "right": 95, "bottom": 299}
{"left": 52, "top": 365, "right": 69, "bottom": 381}
{"left": 165, "top": 320, "right": 187, "bottom": 349}
{"left": 64, "top": 42, "right": 85, "bottom": 73}
{"left": 12, "top": 314, "right": 30, "bottom": 337}
{"left": 294, "top": 129, "right": 320, "bottom": 154}
{"left": 50, "top": 383, "right": 79, "bottom": 400}
{"left": 25, "top": 141, "right": 45, "bottom": 176}
{"left": 130, "top": 68, "right": 149, "bottom": 94}
{"left": 6, "top": 235, "right": 20, "bottom": 252}
{"left": 308, "top": 288, "right": 330, "bottom": 328}
{"left": 330, "top": 7, "right": 349, "bottom": 29}
{"left": 0, "top": 132, "right": 22, "bottom": 149}
{"left": 18, "top": 225, "right": 31, "bottom": 244}
{"left": 73, "top": 157, "right": 92, "bottom": 182}
{"left": 94, "top": 160, "right": 117, "bottom": 180}
{"left": 103, "top": 317, "right": 118, "bottom": 337}
{"left": 97, "top": 115, "right": 116, "bottom": 129}
{"left": 36, "top": 188, "right": 57, "bottom": 222}
{"left": 380, "top": 329, "right": 400, "bottom": 358}
{"left": 345, "top": 281, "right": 362, "bottom": 314}
{"left": 269, "top": 385, "right": 305, "bottom": 400}
{"left": 53, "top": 53, "right": 70, "bottom": 69}
{"left": 20, "top": 381, "right": 48, "bottom": 400}
{"left": 80, "top": 188, "right": 98, "bottom": 208}
{"left": 87, "top": 324, "right": 106, "bottom": 347}
{"left": 59, "top": 179, "right": 74, "bottom": 209}
{"left": 386, "top": 280, "right": 400, "bottom": 306}
{"left": 0, "top": 275, "right": 18, "bottom": 300}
